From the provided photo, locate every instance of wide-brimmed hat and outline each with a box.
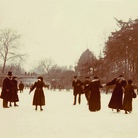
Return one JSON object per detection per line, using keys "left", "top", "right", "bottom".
{"left": 7, "top": 71, "right": 12, "bottom": 76}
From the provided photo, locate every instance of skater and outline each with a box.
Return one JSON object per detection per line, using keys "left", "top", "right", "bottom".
{"left": 0, "top": 71, "right": 12, "bottom": 108}
{"left": 72, "top": 76, "right": 83, "bottom": 105}
{"left": 106, "top": 75, "right": 127, "bottom": 113}
{"left": 19, "top": 81, "right": 24, "bottom": 93}
{"left": 89, "top": 76, "right": 103, "bottom": 112}
{"left": 123, "top": 79, "right": 135, "bottom": 114}
{"left": 83, "top": 77, "right": 91, "bottom": 104}
{"left": 29, "top": 76, "right": 47, "bottom": 111}
{"left": 9, "top": 76, "right": 19, "bottom": 107}
{"left": 58, "top": 84, "right": 62, "bottom": 91}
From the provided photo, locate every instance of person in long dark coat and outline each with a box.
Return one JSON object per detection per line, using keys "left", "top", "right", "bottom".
{"left": 123, "top": 79, "right": 134, "bottom": 114}
{"left": 9, "top": 76, "right": 19, "bottom": 107}
{"left": 72, "top": 76, "right": 83, "bottom": 105}
{"left": 29, "top": 76, "right": 47, "bottom": 111}
{"left": 19, "top": 81, "right": 24, "bottom": 93}
{"left": 83, "top": 77, "right": 91, "bottom": 104}
{"left": 0, "top": 71, "right": 12, "bottom": 108}
{"left": 106, "top": 75, "right": 127, "bottom": 112}
{"left": 89, "top": 76, "right": 103, "bottom": 112}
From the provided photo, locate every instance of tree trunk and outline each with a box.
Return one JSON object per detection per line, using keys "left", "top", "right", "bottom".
{"left": 2, "top": 59, "right": 6, "bottom": 74}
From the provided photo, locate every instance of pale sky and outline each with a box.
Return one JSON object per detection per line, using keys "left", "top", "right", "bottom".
{"left": 0, "top": 0, "right": 138, "bottom": 71}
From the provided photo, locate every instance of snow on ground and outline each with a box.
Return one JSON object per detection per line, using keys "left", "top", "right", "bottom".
{"left": 0, "top": 88, "right": 138, "bottom": 138}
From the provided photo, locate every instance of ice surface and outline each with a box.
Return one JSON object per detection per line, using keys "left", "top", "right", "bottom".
{"left": 0, "top": 88, "right": 138, "bottom": 138}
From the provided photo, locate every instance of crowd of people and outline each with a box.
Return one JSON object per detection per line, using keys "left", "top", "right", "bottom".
{"left": 0, "top": 71, "right": 137, "bottom": 114}
{"left": 72, "top": 75, "right": 137, "bottom": 114}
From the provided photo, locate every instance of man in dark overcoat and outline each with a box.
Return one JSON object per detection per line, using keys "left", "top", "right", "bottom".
{"left": 72, "top": 76, "right": 83, "bottom": 105}
{"left": 1, "top": 71, "right": 12, "bottom": 108}
{"left": 19, "top": 81, "right": 24, "bottom": 93}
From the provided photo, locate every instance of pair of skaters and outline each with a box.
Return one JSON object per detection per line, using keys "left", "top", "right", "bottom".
{"left": 72, "top": 76, "right": 102, "bottom": 112}
{"left": 1, "top": 71, "right": 19, "bottom": 108}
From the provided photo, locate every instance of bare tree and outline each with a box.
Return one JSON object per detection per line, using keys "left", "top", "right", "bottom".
{"left": 40, "top": 58, "right": 55, "bottom": 74}
{"left": 0, "top": 28, "right": 25, "bottom": 73}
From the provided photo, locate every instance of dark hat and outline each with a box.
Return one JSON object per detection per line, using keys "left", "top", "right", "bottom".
{"left": 94, "top": 76, "right": 99, "bottom": 79}
{"left": 74, "top": 76, "right": 77, "bottom": 78}
{"left": 37, "top": 76, "right": 43, "bottom": 81}
{"left": 128, "top": 79, "right": 132, "bottom": 84}
{"left": 119, "top": 75, "right": 123, "bottom": 77}
{"left": 7, "top": 71, "right": 12, "bottom": 76}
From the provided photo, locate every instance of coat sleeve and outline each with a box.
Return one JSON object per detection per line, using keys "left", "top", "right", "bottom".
{"left": 122, "top": 80, "right": 127, "bottom": 88}
{"left": 78, "top": 80, "right": 84, "bottom": 90}
{"left": 131, "top": 85, "right": 135, "bottom": 93}
{"left": 99, "top": 81, "right": 103, "bottom": 88}
{"left": 43, "top": 82, "right": 49, "bottom": 88}
{"left": 89, "top": 82, "right": 93, "bottom": 89}
{"left": 106, "top": 78, "right": 117, "bottom": 86}
{"left": 2, "top": 78, "right": 11, "bottom": 91}
{"left": 30, "top": 82, "right": 36, "bottom": 92}
{"left": 72, "top": 81, "right": 74, "bottom": 87}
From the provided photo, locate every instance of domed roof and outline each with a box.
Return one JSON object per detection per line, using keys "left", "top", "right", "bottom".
{"left": 78, "top": 49, "right": 95, "bottom": 66}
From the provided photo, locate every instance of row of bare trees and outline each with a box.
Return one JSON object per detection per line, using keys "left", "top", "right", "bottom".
{"left": 0, "top": 28, "right": 75, "bottom": 89}
{"left": 31, "top": 58, "right": 75, "bottom": 89}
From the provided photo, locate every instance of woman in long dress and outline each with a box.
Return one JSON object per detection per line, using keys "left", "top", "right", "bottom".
{"left": 106, "top": 75, "right": 127, "bottom": 112}
{"left": 89, "top": 76, "right": 103, "bottom": 112}
{"left": 29, "top": 76, "right": 47, "bottom": 111}
{"left": 123, "top": 79, "right": 134, "bottom": 114}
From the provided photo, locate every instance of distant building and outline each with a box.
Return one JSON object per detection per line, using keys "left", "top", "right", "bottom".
{"left": 75, "top": 49, "right": 96, "bottom": 80}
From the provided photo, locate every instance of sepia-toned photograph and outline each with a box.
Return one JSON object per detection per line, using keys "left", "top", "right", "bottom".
{"left": 0, "top": 0, "right": 138, "bottom": 138}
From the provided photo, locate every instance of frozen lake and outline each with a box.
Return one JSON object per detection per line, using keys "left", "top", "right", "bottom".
{"left": 0, "top": 88, "right": 138, "bottom": 138}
